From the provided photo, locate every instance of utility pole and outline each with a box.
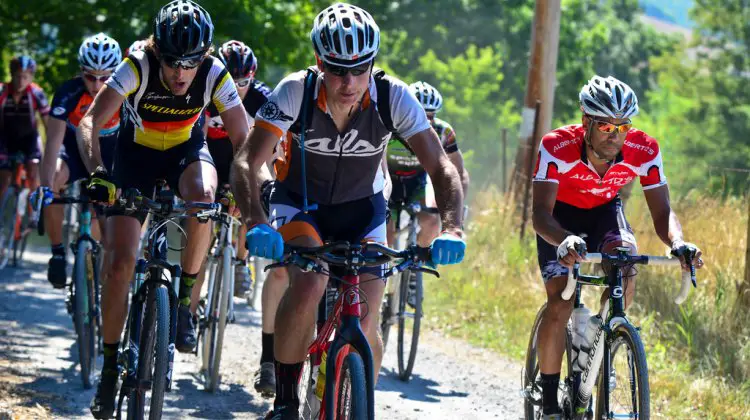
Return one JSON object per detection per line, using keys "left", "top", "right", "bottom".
{"left": 741, "top": 197, "right": 750, "bottom": 307}
{"left": 502, "top": 128, "right": 508, "bottom": 192}
{"left": 510, "top": 0, "right": 562, "bottom": 207}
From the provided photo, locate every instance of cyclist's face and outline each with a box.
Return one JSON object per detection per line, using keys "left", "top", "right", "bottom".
{"left": 160, "top": 62, "right": 199, "bottom": 96}
{"left": 583, "top": 114, "right": 629, "bottom": 161}
{"left": 323, "top": 62, "right": 372, "bottom": 108}
{"left": 11, "top": 70, "right": 33, "bottom": 91}
{"left": 82, "top": 69, "right": 113, "bottom": 97}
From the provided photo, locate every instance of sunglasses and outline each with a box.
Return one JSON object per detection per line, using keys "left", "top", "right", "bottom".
{"left": 161, "top": 55, "right": 203, "bottom": 70}
{"left": 235, "top": 78, "right": 252, "bottom": 88}
{"left": 83, "top": 72, "right": 111, "bottom": 83}
{"left": 325, "top": 61, "right": 372, "bottom": 77}
{"left": 590, "top": 117, "right": 632, "bottom": 134}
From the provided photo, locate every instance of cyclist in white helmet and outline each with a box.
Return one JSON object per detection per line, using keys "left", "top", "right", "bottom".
{"left": 36, "top": 33, "right": 123, "bottom": 288}
{"left": 124, "top": 39, "right": 147, "bottom": 56}
{"left": 531, "top": 75, "right": 703, "bottom": 419}
{"left": 232, "top": 3, "right": 466, "bottom": 418}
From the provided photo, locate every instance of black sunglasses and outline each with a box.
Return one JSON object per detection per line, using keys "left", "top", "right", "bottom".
{"left": 161, "top": 55, "right": 203, "bottom": 70}
{"left": 324, "top": 61, "right": 372, "bottom": 77}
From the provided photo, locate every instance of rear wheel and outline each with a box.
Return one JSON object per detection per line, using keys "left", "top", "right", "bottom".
{"left": 335, "top": 352, "right": 368, "bottom": 420}
{"left": 204, "top": 250, "right": 231, "bottom": 392}
{"left": 0, "top": 187, "right": 18, "bottom": 270}
{"left": 397, "top": 269, "right": 422, "bottom": 381}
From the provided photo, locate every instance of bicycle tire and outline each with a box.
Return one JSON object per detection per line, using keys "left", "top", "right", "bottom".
{"left": 127, "top": 283, "right": 170, "bottom": 420}
{"left": 12, "top": 209, "right": 31, "bottom": 267}
{"left": 523, "top": 304, "right": 575, "bottom": 420}
{"left": 73, "top": 240, "right": 96, "bottom": 389}
{"left": 595, "top": 322, "right": 650, "bottom": 420}
{"left": 205, "top": 249, "right": 232, "bottom": 392}
{"left": 298, "top": 355, "right": 320, "bottom": 420}
{"left": 0, "top": 187, "right": 18, "bottom": 270}
{"left": 335, "top": 352, "right": 368, "bottom": 420}
{"left": 200, "top": 255, "right": 218, "bottom": 373}
{"left": 397, "top": 269, "right": 422, "bottom": 381}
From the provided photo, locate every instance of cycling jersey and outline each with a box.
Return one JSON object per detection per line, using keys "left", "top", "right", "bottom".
{"left": 106, "top": 50, "right": 241, "bottom": 151}
{"left": 533, "top": 124, "right": 667, "bottom": 209}
{"left": 50, "top": 77, "right": 120, "bottom": 180}
{"left": 0, "top": 82, "right": 49, "bottom": 153}
{"left": 256, "top": 70, "right": 430, "bottom": 205}
{"left": 205, "top": 79, "right": 270, "bottom": 140}
{"left": 386, "top": 116, "right": 459, "bottom": 178}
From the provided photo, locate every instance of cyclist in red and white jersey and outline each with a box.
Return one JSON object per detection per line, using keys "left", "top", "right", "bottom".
{"left": 531, "top": 75, "right": 704, "bottom": 419}
{"left": 0, "top": 56, "right": 49, "bottom": 198}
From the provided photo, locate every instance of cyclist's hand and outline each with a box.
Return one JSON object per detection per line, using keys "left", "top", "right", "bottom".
{"left": 246, "top": 223, "right": 283, "bottom": 261}
{"left": 31, "top": 186, "right": 54, "bottom": 208}
{"left": 670, "top": 240, "right": 703, "bottom": 271}
{"left": 557, "top": 235, "right": 587, "bottom": 268}
{"left": 86, "top": 168, "right": 116, "bottom": 205}
{"left": 430, "top": 230, "right": 466, "bottom": 265}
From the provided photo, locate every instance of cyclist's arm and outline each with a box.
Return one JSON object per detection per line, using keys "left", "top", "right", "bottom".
{"left": 408, "top": 127, "right": 463, "bottom": 234}
{"left": 219, "top": 105, "right": 250, "bottom": 154}
{"left": 447, "top": 150, "right": 469, "bottom": 197}
{"left": 230, "top": 125, "right": 278, "bottom": 226}
{"left": 643, "top": 184, "right": 683, "bottom": 247}
{"left": 532, "top": 181, "right": 572, "bottom": 246}
{"left": 39, "top": 118, "right": 67, "bottom": 188}
{"left": 77, "top": 86, "right": 125, "bottom": 173}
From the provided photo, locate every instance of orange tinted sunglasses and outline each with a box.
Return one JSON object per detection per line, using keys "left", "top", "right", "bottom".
{"left": 592, "top": 118, "right": 632, "bottom": 134}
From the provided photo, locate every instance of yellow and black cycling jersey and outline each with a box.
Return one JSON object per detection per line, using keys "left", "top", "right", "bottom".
{"left": 106, "top": 49, "right": 241, "bottom": 151}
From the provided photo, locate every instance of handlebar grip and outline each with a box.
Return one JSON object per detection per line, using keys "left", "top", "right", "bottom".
{"left": 414, "top": 246, "right": 431, "bottom": 263}
{"left": 674, "top": 270, "right": 692, "bottom": 305}
{"left": 561, "top": 263, "right": 578, "bottom": 301}
{"left": 37, "top": 205, "right": 45, "bottom": 236}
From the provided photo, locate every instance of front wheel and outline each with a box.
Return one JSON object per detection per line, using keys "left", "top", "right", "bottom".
{"left": 397, "top": 269, "right": 422, "bottom": 381}
{"left": 73, "top": 240, "right": 97, "bottom": 389}
{"left": 595, "top": 322, "right": 649, "bottom": 420}
{"left": 335, "top": 352, "right": 368, "bottom": 420}
{"left": 204, "top": 250, "right": 231, "bottom": 392}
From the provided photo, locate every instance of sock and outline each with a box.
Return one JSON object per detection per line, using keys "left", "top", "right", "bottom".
{"left": 260, "top": 333, "right": 274, "bottom": 364}
{"left": 51, "top": 243, "right": 65, "bottom": 256}
{"left": 274, "top": 361, "right": 303, "bottom": 409}
{"left": 102, "top": 341, "right": 120, "bottom": 372}
{"left": 179, "top": 272, "right": 197, "bottom": 306}
{"left": 540, "top": 372, "right": 562, "bottom": 414}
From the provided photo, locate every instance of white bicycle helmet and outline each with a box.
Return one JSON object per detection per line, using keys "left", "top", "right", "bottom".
{"left": 125, "top": 39, "right": 148, "bottom": 56}
{"left": 310, "top": 3, "right": 380, "bottom": 67}
{"left": 79, "top": 33, "right": 122, "bottom": 71}
{"left": 410, "top": 81, "right": 443, "bottom": 113}
{"left": 579, "top": 75, "right": 639, "bottom": 119}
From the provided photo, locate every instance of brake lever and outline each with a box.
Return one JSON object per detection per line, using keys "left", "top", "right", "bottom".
{"left": 264, "top": 262, "right": 287, "bottom": 272}
{"left": 412, "top": 266, "right": 440, "bottom": 278}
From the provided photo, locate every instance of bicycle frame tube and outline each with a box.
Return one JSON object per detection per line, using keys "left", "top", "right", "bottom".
{"left": 323, "top": 272, "right": 376, "bottom": 420}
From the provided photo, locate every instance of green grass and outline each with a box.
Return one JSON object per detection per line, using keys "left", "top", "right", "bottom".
{"left": 425, "top": 188, "right": 750, "bottom": 418}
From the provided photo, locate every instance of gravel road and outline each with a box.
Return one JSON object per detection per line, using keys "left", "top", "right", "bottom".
{"left": 0, "top": 249, "right": 523, "bottom": 419}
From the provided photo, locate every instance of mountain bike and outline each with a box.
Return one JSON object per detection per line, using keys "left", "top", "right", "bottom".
{"left": 273, "top": 241, "right": 436, "bottom": 420}
{"left": 522, "top": 247, "right": 697, "bottom": 420}
{"left": 380, "top": 201, "right": 424, "bottom": 381}
{"left": 111, "top": 184, "right": 219, "bottom": 420}
{"left": 37, "top": 186, "right": 103, "bottom": 389}
{"left": 0, "top": 152, "right": 36, "bottom": 269}
{"left": 196, "top": 186, "right": 238, "bottom": 392}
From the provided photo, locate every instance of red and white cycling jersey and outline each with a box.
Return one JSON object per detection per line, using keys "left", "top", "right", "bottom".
{"left": 533, "top": 124, "right": 667, "bottom": 209}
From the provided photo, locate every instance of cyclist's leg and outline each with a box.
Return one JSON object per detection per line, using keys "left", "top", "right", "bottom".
{"left": 0, "top": 142, "right": 12, "bottom": 198}
{"left": 593, "top": 197, "right": 638, "bottom": 309}
{"left": 45, "top": 158, "right": 71, "bottom": 287}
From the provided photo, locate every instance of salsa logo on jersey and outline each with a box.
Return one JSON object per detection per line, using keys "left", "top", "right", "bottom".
{"left": 299, "top": 129, "right": 388, "bottom": 157}
{"left": 258, "top": 101, "right": 293, "bottom": 122}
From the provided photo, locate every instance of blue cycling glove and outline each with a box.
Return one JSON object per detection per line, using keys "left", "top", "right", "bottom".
{"left": 31, "top": 186, "right": 54, "bottom": 208}
{"left": 246, "top": 223, "right": 284, "bottom": 261}
{"left": 430, "top": 232, "right": 466, "bottom": 265}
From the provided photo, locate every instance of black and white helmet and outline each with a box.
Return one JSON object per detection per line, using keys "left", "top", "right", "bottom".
{"left": 218, "top": 40, "right": 257, "bottom": 79}
{"left": 310, "top": 3, "right": 380, "bottom": 67}
{"left": 410, "top": 81, "right": 443, "bottom": 113}
{"left": 79, "top": 33, "right": 122, "bottom": 71}
{"left": 154, "top": 0, "right": 214, "bottom": 59}
{"left": 579, "top": 75, "right": 639, "bottom": 119}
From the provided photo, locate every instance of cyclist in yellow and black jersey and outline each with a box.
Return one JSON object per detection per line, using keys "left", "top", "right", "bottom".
{"left": 79, "top": 2, "right": 250, "bottom": 418}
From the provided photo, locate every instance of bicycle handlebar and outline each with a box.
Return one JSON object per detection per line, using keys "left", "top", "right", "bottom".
{"left": 562, "top": 252, "right": 696, "bottom": 305}
{"left": 111, "top": 189, "right": 220, "bottom": 220}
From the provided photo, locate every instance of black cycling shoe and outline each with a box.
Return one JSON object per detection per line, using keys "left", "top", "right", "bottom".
{"left": 175, "top": 304, "right": 197, "bottom": 353}
{"left": 47, "top": 254, "right": 67, "bottom": 289}
{"left": 264, "top": 403, "right": 300, "bottom": 420}
{"left": 254, "top": 362, "right": 276, "bottom": 397}
{"left": 90, "top": 368, "right": 120, "bottom": 419}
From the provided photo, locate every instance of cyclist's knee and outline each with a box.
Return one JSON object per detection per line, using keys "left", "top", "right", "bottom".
{"left": 266, "top": 267, "right": 289, "bottom": 284}
{"left": 287, "top": 271, "right": 326, "bottom": 305}
{"left": 106, "top": 248, "right": 137, "bottom": 281}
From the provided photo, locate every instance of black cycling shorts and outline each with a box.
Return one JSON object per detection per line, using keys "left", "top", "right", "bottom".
{"left": 207, "top": 137, "right": 232, "bottom": 186}
{"left": 0, "top": 134, "right": 41, "bottom": 169}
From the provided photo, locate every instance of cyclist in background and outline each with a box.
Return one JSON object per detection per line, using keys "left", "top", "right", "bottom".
{"left": 37, "top": 33, "right": 122, "bottom": 288}
{"left": 531, "top": 75, "right": 704, "bottom": 419}
{"left": 232, "top": 4, "right": 466, "bottom": 418}
{"left": 124, "top": 39, "right": 147, "bottom": 56}
{"left": 80, "top": 1, "right": 250, "bottom": 417}
{"left": 0, "top": 56, "right": 49, "bottom": 201}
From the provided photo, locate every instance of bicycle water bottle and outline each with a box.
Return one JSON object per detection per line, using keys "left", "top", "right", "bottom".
{"left": 576, "top": 315, "right": 602, "bottom": 372}
{"left": 576, "top": 315, "right": 605, "bottom": 407}
{"left": 570, "top": 307, "right": 590, "bottom": 373}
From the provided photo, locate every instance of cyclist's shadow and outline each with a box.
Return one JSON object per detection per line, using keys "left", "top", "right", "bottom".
{"left": 167, "top": 377, "right": 269, "bottom": 419}
{"left": 377, "top": 368, "right": 469, "bottom": 403}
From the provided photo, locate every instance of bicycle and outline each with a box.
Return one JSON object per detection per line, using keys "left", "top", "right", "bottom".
{"left": 522, "top": 246, "right": 697, "bottom": 420}
{"left": 380, "top": 201, "right": 424, "bottom": 381}
{"left": 37, "top": 184, "right": 103, "bottom": 389}
{"left": 110, "top": 184, "right": 219, "bottom": 420}
{"left": 195, "top": 186, "right": 239, "bottom": 392}
{"left": 270, "top": 240, "right": 436, "bottom": 420}
{"left": 0, "top": 152, "right": 36, "bottom": 269}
